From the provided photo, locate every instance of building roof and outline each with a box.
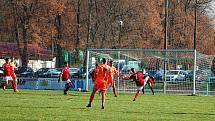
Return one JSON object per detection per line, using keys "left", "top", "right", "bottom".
{"left": 0, "top": 42, "right": 54, "bottom": 58}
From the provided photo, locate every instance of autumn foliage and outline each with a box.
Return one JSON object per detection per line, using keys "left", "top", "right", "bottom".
{"left": 0, "top": 0, "right": 215, "bottom": 66}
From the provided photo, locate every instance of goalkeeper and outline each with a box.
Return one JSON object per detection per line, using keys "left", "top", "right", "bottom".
{"left": 106, "top": 60, "right": 119, "bottom": 97}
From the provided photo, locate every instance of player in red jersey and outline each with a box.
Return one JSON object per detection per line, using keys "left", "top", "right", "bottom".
{"left": 10, "top": 57, "right": 18, "bottom": 92}
{"left": 107, "top": 60, "right": 119, "bottom": 97}
{"left": 58, "top": 62, "right": 72, "bottom": 95}
{"left": 0, "top": 58, "right": 13, "bottom": 90}
{"left": 141, "top": 67, "right": 155, "bottom": 95}
{"left": 86, "top": 58, "right": 109, "bottom": 109}
{"left": 127, "top": 68, "right": 147, "bottom": 101}
{"left": 142, "top": 76, "right": 155, "bottom": 95}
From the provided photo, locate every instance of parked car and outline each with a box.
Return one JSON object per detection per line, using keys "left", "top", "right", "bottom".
{"left": 34, "top": 68, "right": 49, "bottom": 77}
{"left": 71, "top": 67, "right": 85, "bottom": 78}
{"left": 15, "top": 67, "right": 34, "bottom": 78}
{"left": 185, "top": 70, "right": 193, "bottom": 81}
{"left": 186, "top": 70, "right": 212, "bottom": 82}
{"left": 166, "top": 70, "right": 187, "bottom": 82}
{"left": 209, "top": 76, "right": 215, "bottom": 82}
{"left": 196, "top": 70, "right": 212, "bottom": 82}
{"left": 148, "top": 70, "right": 163, "bottom": 81}
{"left": 69, "top": 68, "right": 79, "bottom": 77}
{"left": 72, "top": 67, "right": 94, "bottom": 78}
{"left": 35, "top": 68, "right": 61, "bottom": 78}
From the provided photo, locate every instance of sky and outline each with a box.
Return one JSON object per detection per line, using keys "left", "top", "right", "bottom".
{"left": 208, "top": 1, "right": 215, "bottom": 20}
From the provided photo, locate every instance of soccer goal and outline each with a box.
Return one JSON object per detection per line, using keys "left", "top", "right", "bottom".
{"left": 85, "top": 49, "right": 214, "bottom": 95}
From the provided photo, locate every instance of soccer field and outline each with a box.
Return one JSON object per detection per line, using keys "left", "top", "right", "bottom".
{"left": 0, "top": 90, "right": 214, "bottom": 121}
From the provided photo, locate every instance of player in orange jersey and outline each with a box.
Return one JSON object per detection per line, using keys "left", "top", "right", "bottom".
{"left": 86, "top": 58, "right": 110, "bottom": 109}
{"left": 10, "top": 57, "right": 18, "bottom": 92}
{"left": 107, "top": 60, "right": 119, "bottom": 97}
{"left": 90, "top": 64, "right": 98, "bottom": 83}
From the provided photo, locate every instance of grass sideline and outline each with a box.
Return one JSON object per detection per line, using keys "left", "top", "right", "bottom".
{"left": 0, "top": 89, "right": 214, "bottom": 121}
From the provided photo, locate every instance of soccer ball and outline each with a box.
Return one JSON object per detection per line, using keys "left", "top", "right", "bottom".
{"left": 77, "top": 88, "right": 81, "bottom": 91}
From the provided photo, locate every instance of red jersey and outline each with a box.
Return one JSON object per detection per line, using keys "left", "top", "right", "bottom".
{"left": 60, "top": 66, "right": 70, "bottom": 81}
{"left": 129, "top": 72, "right": 144, "bottom": 86}
{"left": 10, "top": 62, "right": 15, "bottom": 75}
{"left": 147, "top": 75, "right": 155, "bottom": 85}
{"left": 2, "top": 63, "right": 11, "bottom": 76}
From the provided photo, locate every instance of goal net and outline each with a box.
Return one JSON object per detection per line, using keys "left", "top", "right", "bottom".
{"left": 195, "top": 52, "right": 214, "bottom": 95}
{"left": 86, "top": 49, "right": 214, "bottom": 95}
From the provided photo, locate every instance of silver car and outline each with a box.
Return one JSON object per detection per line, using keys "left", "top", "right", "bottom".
{"left": 166, "top": 70, "right": 187, "bottom": 82}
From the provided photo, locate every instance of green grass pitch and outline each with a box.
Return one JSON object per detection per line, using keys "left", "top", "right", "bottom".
{"left": 0, "top": 89, "right": 214, "bottom": 121}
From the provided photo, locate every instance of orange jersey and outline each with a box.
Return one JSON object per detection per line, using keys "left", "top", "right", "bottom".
{"left": 107, "top": 66, "right": 119, "bottom": 85}
{"left": 94, "top": 64, "right": 109, "bottom": 83}
{"left": 92, "top": 64, "right": 110, "bottom": 92}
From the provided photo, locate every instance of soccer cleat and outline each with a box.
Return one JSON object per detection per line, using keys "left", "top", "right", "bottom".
{"left": 86, "top": 104, "right": 91, "bottom": 107}
{"left": 133, "top": 99, "right": 136, "bottom": 101}
{"left": 64, "top": 90, "right": 67, "bottom": 95}
{"left": 2, "top": 86, "right": 6, "bottom": 91}
{"left": 114, "top": 95, "right": 117, "bottom": 97}
{"left": 101, "top": 106, "right": 104, "bottom": 109}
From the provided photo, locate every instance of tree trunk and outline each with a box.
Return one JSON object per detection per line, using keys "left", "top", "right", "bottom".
{"left": 56, "top": 44, "right": 63, "bottom": 68}
{"left": 75, "top": 0, "right": 81, "bottom": 64}
{"left": 13, "top": 10, "right": 23, "bottom": 66}
{"left": 21, "top": 26, "right": 29, "bottom": 67}
{"left": 12, "top": 1, "right": 29, "bottom": 67}
{"left": 83, "top": 0, "right": 92, "bottom": 67}
{"left": 55, "top": 14, "right": 64, "bottom": 68}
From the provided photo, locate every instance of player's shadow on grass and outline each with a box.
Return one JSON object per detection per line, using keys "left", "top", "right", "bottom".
{"left": 14, "top": 92, "right": 67, "bottom": 96}
{"left": 3, "top": 105, "right": 86, "bottom": 110}
{"left": 15, "top": 92, "right": 79, "bottom": 97}
{"left": 70, "top": 107, "right": 86, "bottom": 110}
{"left": 67, "top": 94, "right": 79, "bottom": 96}
{"left": 171, "top": 112, "right": 215, "bottom": 116}
{"left": 2, "top": 105, "right": 60, "bottom": 109}
{"left": 122, "top": 111, "right": 215, "bottom": 116}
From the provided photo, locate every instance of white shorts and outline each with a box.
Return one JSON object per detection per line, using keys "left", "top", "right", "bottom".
{"left": 66, "top": 79, "right": 71, "bottom": 83}
{"left": 143, "top": 76, "right": 149, "bottom": 86}
{"left": 136, "top": 76, "right": 149, "bottom": 91}
{"left": 62, "top": 78, "right": 71, "bottom": 83}
{"left": 137, "top": 86, "right": 144, "bottom": 91}
{"left": 1, "top": 76, "right": 13, "bottom": 84}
